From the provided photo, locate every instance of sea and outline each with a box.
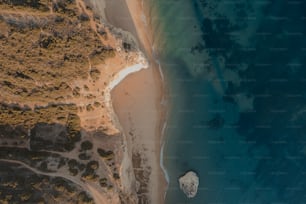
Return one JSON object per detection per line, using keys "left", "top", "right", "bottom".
{"left": 147, "top": 0, "right": 306, "bottom": 203}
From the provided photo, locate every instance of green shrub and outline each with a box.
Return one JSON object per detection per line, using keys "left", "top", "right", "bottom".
{"left": 97, "top": 148, "right": 114, "bottom": 160}
{"left": 78, "top": 153, "right": 91, "bottom": 160}
{"left": 99, "top": 178, "right": 107, "bottom": 187}
{"left": 68, "top": 168, "right": 78, "bottom": 176}
{"left": 113, "top": 173, "right": 120, "bottom": 180}
{"left": 87, "top": 161, "right": 99, "bottom": 170}
{"left": 86, "top": 104, "right": 94, "bottom": 111}
{"left": 89, "top": 68, "right": 101, "bottom": 80}
{"left": 93, "top": 101, "right": 101, "bottom": 107}
{"left": 77, "top": 192, "right": 94, "bottom": 204}
{"left": 81, "top": 140, "right": 93, "bottom": 151}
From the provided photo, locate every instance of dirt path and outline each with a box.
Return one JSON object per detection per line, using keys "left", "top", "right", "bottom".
{"left": 0, "top": 158, "right": 114, "bottom": 204}
{"left": 0, "top": 159, "right": 86, "bottom": 187}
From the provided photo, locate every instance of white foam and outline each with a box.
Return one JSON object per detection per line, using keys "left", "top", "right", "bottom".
{"left": 151, "top": 44, "right": 164, "bottom": 82}
{"left": 160, "top": 141, "right": 170, "bottom": 199}
{"left": 156, "top": 61, "right": 169, "bottom": 199}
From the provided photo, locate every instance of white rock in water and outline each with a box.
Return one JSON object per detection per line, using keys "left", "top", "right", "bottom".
{"left": 178, "top": 171, "right": 199, "bottom": 198}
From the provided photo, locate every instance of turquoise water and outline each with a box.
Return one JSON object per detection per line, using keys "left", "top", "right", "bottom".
{"left": 149, "top": 0, "right": 306, "bottom": 203}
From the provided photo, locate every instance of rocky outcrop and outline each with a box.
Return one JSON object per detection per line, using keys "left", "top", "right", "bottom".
{"left": 178, "top": 171, "right": 199, "bottom": 198}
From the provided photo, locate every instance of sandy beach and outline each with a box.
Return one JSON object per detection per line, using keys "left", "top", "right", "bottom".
{"left": 105, "top": 0, "right": 167, "bottom": 203}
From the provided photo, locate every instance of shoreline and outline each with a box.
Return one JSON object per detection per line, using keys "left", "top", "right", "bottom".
{"left": 156, "top": 58, "right": 170, "bottom": 200}
{"left": 122, "top": 0, "right": 169, "bottom": 203}
{"left": 104, "top": 0, "right": 168, "bottom": 203}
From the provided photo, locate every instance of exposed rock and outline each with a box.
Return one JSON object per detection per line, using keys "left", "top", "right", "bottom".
{"left": 178, "top": 171, "right": 199, "bottom": 198}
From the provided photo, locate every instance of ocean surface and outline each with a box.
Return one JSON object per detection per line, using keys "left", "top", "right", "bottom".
{"left": 148, "top": 0, "right": 306, "bottom": 203}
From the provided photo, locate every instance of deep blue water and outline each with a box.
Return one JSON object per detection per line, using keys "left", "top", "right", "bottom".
{"left": 149, "top": 0, "right": 306, "bottom": 203}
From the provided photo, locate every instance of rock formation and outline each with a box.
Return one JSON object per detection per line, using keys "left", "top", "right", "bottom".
{"left": 178, "top": 171, "right": 199, "bottom": 198}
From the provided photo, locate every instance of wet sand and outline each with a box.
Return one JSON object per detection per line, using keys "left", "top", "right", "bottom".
{"left": 112, "top": 68, "right": 164, "bottom": 203}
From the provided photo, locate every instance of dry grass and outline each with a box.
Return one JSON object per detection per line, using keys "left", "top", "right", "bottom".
{"left": 0, "top": 0, "right": 114, "bottom": 104}
{"left": 0, "top": 103, "right": 79, "bottom": 129}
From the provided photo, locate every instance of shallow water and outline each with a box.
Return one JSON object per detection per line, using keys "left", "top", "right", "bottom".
{"left": 148, "top": 0, "right": 306, "bottom": 203}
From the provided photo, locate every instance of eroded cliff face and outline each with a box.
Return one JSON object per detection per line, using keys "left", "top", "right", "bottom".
{"left": 0, "top": 0, "right": 141, "bottom": 203}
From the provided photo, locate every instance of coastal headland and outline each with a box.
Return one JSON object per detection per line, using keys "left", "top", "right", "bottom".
{"left": 0, "top": 0, "right": 166, "bottom": 203}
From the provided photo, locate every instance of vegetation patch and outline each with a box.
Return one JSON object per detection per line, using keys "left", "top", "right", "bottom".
{"left": 0, "top": 0, "right": 115, "bottom": 104}
{"left": 89, "top": 68, "right": 101, "bottom": 80}
{"left": 97, "top": 148, "right": 114, "bottom": 160}
{"left": 0, "top": 162, "right": 88, "bottom": 203}
{"left": 99, "top": 178, "right": 108, "bottom": 187}
{"left": 80, "top": 140, "right": 93, "bottom": 151}
{"left": 78, "top": 153, "right": 91, "bottom": 160}
{"left": 77, "top": 191, "right": 94, "bottom": 204}
{"left": 0, "top": 103, "right": 81, "bottom": 151}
